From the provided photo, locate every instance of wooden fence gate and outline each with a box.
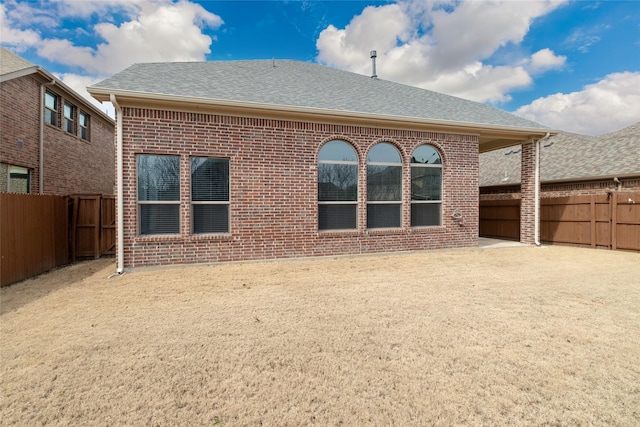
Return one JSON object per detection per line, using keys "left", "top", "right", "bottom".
{"left": 69, "top": 194, "right": 116, "bottom": 262}
{"left": 480, "top": 192, "right": 640, "bottom": 252}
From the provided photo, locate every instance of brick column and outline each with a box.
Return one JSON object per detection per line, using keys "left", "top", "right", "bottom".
{"left": 520, "top": 141, "right": 537, "bottom": 244}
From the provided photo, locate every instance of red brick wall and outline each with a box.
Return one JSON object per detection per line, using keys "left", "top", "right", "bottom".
{"left": 1, "top": 76, "right": 41, "bottom": 192}
{"left": 120, "top": 108, "right": 479, "bottom": 268}
{"left": 1, "top": 75, "right": 115, "bottom": 195}
{"left": 520, "top": 142, "right": 536, "bottom": 244}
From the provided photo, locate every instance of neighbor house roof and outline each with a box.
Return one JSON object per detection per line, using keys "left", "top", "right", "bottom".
{"left": 0, "top": 46, "right": 36, "bottom": 76}
{"left": 480, "top": 121, "right": 640, "bottom": 187}
{"left": 88, "top": 60, "right": 552, "bottom": 152}
{"left": 0, "top": 47, "right": 113, "bottom": 123}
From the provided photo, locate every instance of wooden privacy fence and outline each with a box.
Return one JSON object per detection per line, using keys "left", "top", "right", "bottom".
{"left": 1, "top": 193, "right": 69, "bottom": 287}
{"left": 480, "top": 192, "right": 640, "bottom": 252}
{"left": 1, "top": 193, "right": 116, "bottom": 287}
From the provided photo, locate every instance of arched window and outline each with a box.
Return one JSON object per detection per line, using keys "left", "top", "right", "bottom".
{"left": 411, "top": 145, "right": 442, "bottom": 227}
{"left": 367, "top": 143, "right": 402, "bottom": 228}
{"left": 318, "top": 140, "right": 358, "bottom": 230}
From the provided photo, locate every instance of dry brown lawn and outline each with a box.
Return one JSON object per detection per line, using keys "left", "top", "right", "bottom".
{"left": 1, "top": 245, "right": 639, "bottom": 426}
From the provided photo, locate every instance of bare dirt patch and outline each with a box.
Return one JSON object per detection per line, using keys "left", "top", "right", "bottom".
{"left": 1, "top": 246, "right": 639, "bottom": 426}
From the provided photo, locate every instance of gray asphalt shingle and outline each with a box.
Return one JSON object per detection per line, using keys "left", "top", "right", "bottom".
{"left": 90, "top": 60, "right": 549, "bottom": 130}
{"left": 0, "top": 47, "right": 35, "bottom": 76}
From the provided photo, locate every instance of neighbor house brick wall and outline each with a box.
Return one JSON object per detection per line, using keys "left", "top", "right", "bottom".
{"left": 480, "top": 177, "right": 640, "bottom": 200}
{"left": 120, "top": 107, "right": 479, "bottom": 268}
{"left": 1, "top": 76, "right": 41, "bottom": 193}
{"left": 0, "top": 74, "right": 115, "bottom": 195}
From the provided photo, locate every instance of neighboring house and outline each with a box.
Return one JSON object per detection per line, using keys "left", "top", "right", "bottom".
{"left": 88, "top": 59, "right": 551, "bottom": 270}
{"left": 480, "top": 122, "right": 640, "bottom": 199}
{"left": 0, "top": 47, "right": 115, "bottom": 195}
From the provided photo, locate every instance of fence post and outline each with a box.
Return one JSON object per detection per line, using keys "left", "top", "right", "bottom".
{"left": 590, "top": 196, "right": 596, "bottom": 248}
{"left": 611, "top": 192, "right": 618, "bottom": 251}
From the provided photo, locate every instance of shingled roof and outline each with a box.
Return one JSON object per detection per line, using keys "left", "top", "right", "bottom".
{"left": 89, "top": 60, "right": 551, "bottom": 151}
{"left": 480, "top": 121, "right": 640, "bottom": 186}
{"left": 0, "top": 46, "right": 37, "bottom": 78}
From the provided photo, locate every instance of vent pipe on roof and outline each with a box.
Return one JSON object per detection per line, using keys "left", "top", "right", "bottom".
{"left": 370, "top": 50, "right": 377, "bottom": 79}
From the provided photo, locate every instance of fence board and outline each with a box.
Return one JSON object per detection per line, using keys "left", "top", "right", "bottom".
{"left": 480, "top": 192, "right": 640, "bottom": 252}
{"left": 479, "top": 200, "right": 520, "bottom": 240}
{"left": 101, "top": 196, "right": 116, "bottom": 256}
{"left": 1, "top": 193, "right": 69, "bottom": 287}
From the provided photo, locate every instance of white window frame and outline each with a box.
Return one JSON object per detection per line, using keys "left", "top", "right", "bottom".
{"left": 366, "top": 144, "right": 402, "bottom": 229}
{"left": 44, "top": 91, "right": 58, "bottom": 126}
{"left": 318, "top": 143, "right": 359, "bottom": 231}
{"left": 410, "top": 146, "right": 443, "bottom": 227}
{"left": 63, "top": 102, "right": 75, "bottom": 134}
{"left": 190, "top": 157, "right": 230, "bottom": 235}
{"left": 136, "top": 154, "right": 181, "bottom": 236}
{"left": 79, "top": 111, "right": 89, "bottom": 141}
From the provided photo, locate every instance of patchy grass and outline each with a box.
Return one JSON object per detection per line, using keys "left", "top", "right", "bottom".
{"left": 1, "top": 246, "right": 639, "bottom": 426}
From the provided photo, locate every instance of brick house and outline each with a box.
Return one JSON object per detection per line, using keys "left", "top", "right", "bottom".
{"left": 88, "top": 60, "right": 551, "bottom": 271}
{"left": 0, "top": 47, "right": 114, "bottom": 195}
{"left": 480, "top": 122, "right": 640, "bottom": 199}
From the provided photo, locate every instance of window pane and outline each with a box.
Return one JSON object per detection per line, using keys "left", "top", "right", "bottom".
{"left": 367, "top": 143, "right": 401, "bottom": 163}
{"left": 367, "top": 165, "right": 401, "bottom": 201}
{"left": 318, "top": 163, "right": 357, "bottom": 201}
{"left": 367, "top": 204, "right": 401, "bottom": 228}
{"left": 318, "top": 140, "right": 358, "bottom": 162}
{"left": 45, "top": 92, "right": 56, "bottom": 109}
{"left": 140, "top": 204, "right": 180, "bottom": 235}
{"left": 319, "top": 204, "right": 357, "bottom": 230}
{"left": 137, "top": 155, "right": 180, "bottom": 201}
{"left": 193, "top": 204, "right": 229, "bottom": 234}
{"left": 45, "top": 109, "right": 56, "bottom": 126}
{"left": 64, "top": 103, "right": 73, "bottom": 118}
{"left": 411, "top": 167, "right": 442, "bottom": 200}
{"left": 191, "top": 158, "right": 229, "bottom": 201}
{"left": 79, "top": 112, "right": 87, "bottom": 126}
{"left": 412, "top": 145, "right": 442, "bottom": 164}
{"left": 411, "top": 203, "right": 441, "bottom": 227}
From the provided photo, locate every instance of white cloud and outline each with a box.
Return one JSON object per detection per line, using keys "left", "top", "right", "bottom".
{"left": 528, "top": 48, "right": 566, "bottom": 74}
{"left": 1, "top": 0, "right": 222, "bottom": 109}
{"left": 0, "top": 4, "right": 41, "bottom": 49}
{"left": 316, "top": 0, "right": 568, "bottom": 103}
{"left": 1, "top": 0, "right": 223, "bottom": 74}
{"left": 514, "top": 72, "right": 640, "bottom": 135}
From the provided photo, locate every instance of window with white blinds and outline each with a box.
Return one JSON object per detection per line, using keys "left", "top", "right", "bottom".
{"left": 318, "top": 140, "right": 358, "bottom": 230}
{"left": 137, "top": 155, "right": 180, "bottom": 235}
{"left": 411, "top": 145, "right": 442, "bottom": 227}
{"left": 191, "top": 157, "right": 230, "bottom": 234}
{"left": 367, "top": 143, "right": 402, "bottom": 229}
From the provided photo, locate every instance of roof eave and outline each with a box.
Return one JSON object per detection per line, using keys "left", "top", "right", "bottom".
{"left": 3, "top": 66, "right": 114, "bottom": 124}
{"left": 88, "top": 87, "right": 554, "bottom": 150}
{"left": 0, "top": 66, "right": 39, "bottom": 82}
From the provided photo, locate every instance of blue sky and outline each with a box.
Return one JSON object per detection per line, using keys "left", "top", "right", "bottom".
{"left": 2, "top": 0, "right": 639, "bottom": 135}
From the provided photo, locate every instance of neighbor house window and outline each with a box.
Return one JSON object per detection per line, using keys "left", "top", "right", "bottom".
{"left": 411, "top": 145, "right": 442, "bottom": 227}
{"left": 45, "top": 91, "right": 57, "bottom": 126}
{"left": 2, "top": 165, "right": 30, "bottom": 194}
{"left": 137, "top": 155, "right": 180, "bottom": 235}
{"left": 79, "top": 111, "right": 89, "bottom": 141}
{"left": 191, "top": 157, "right": 230, "bottom": 234}
{"left": 63, "top": 102, "right": 75, "bottom": 134}
{"left": 318, "top": 140, "right": 358, "bottom": 230}
{"left": 367, "top": 143, "right": 402, "bottom": 228}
